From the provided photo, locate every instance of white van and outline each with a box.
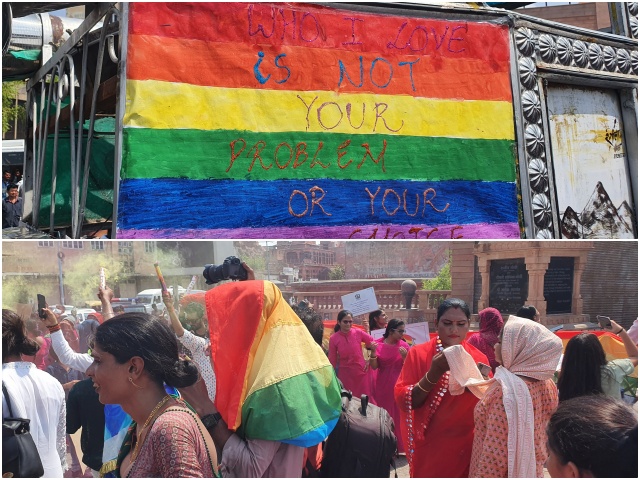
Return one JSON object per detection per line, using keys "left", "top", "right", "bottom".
{"left": 2, "top": 140, "right": 25, "bottom": 168}
{"left": 135, "top": 287, "right": 187, "bottom": 306}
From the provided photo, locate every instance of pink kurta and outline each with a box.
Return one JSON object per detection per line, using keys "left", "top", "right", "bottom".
{"left": 373, "top": 340, "right": 410, "bottom": 453}
{"left": 328, "top": 329, "right": 375, "bottom": 401}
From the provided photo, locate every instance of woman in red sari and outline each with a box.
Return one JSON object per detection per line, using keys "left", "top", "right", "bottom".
{"left": 394, "top": 298, "right": 489, "bottom": 478}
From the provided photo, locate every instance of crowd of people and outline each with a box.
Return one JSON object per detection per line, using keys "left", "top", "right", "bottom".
{"left": 2, "top": 266, "right": 638, "bottom": 478}
{"left": 2, "top": 169, "right": 24, "bottom": 228}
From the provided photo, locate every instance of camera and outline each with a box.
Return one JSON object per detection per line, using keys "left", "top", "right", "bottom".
{"left": 203, "top": 256, "right": 248, "bottom": 285}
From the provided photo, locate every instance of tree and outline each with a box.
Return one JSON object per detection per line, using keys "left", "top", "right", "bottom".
{"left": 329, "top": 265, "right": 345, "bottom": 280}
{"left": 2, "top": 81, "right": 26, "bottom": 134}
{"left": 63, "top": 253, "right": 132, "bottom": 306}
{"left": 422, "top": 256, "right": 451, "bottom": 290}
{"left": 2, "top": 275, "right": 36, "bottom": 309}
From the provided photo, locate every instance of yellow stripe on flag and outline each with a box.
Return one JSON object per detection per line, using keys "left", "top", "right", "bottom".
{"left": 124, "top": 79, "right": 516, "bottom": 141}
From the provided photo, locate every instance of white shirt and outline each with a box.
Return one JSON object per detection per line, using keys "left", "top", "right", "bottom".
{"left": 177, "top": 330, "right": 216, "bottom": 402}
{"left": 49, "top": 330, "right": 93, "bottom": 373}
{"left": 2, "top": 362, "right": 67, "bottom": 477}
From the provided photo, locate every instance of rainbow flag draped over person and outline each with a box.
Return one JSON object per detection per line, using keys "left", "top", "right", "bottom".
{"left": 117, "top": 2, "right": 520, "bottom": 239}
{"left": 205, "top": 280, "right": 342, "bottom": 446}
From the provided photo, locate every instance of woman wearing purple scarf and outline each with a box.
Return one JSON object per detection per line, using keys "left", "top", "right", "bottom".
{"left": 467, "top": 308, "right": 504, "bottom": 372}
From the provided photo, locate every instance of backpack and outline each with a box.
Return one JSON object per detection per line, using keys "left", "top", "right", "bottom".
{"left": 321, "top": 388, "right": 397, "bottom": 478}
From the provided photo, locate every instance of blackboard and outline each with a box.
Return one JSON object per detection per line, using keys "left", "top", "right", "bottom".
{"left": 544, "top": 257, "right": 574, "bottom": 314}
{"left": 489, "top": 258, "right": 528, "bottom": 314}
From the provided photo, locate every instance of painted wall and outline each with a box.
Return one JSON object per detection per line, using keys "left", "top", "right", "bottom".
{"left": 547, "top": 85, "right": 636, "bottom": 239}
{"left": 117, "top": 2, "right": 519, "bottom": 239}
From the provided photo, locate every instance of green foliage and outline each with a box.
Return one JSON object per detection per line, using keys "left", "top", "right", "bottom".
{"left": 329, "top": 264, "right": 345, "bottom": 280}
{"left": 2, "top": 81, "right": 26, "bottom": 134}
{"left": 422, "top": 256, "right": 451, "bottom": 290}
{"left": 621, "top": 375, "right": 637, "bottom": 399}
{"left": 1, "top": 276, "right": 34, "bottom": 308}
{"left": 63, "top": 253, "right": 132, "bottom": 305}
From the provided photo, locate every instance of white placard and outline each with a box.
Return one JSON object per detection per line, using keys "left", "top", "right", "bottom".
{"left": 371, "top": 321, "right": 430, "bottom": 345}
{"left": 341, "top": 287, "right": 378, "bottom": 317}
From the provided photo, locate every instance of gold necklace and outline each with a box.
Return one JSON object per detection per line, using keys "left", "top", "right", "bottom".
{"left": 130, "top": 395, "right": 171, "bottom": 462}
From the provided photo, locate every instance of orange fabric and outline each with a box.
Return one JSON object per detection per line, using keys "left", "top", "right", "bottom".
{"left": 469, "top": 378, "right": 558, "bottom": 478}
{"left": 394, "top": 338, "right": 489, "bottom": 477}
{"left": 557, "top": 331, "right": 637, "bottom": 378}
{"left": 302, "top": 443, "right": 323, "bottom": 475}
{"left": 205, "top": 280, "right": 265, "bottom": 430}
{"left": 127, "top": 34, "right": 513, "bottom": 102}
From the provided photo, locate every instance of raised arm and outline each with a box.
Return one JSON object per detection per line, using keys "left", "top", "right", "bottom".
{"left": 98, "top": 286, "right": 115, "bottom": 322}
{"left": 163, "top": 291, "right": 185, "bottom": 337}
{"left": 609, "top": 320, "right": 639, "bottom": 366}
{"left": 41, "top": 308, "right": 92, "bottom": 373}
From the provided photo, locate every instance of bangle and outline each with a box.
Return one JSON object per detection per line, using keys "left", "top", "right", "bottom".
{"left": 415, "top": 381, "right": 430, "bottom": 394}
{"left": 616, "top": 328, "right": 624, "bottom": 335}
{"left": 424, "top": 371, "right": 437, "bottom": 385}
{"left": 47, "top": 324, "right": 61, "bottom": 333}
{"left": 370, "top": 355, "right": 377, "bottom": 359}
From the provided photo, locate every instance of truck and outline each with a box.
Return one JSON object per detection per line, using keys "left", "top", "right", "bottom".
{"left": 3, "top": 2, "right": 637, "bottom": 239}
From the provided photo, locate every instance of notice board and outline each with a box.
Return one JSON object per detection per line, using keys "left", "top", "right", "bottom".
{"left": 544, "top": 256, "right": 574, "bottom": 314}
{"left": 489, "top": 258, "right": 528, "bottom": 314}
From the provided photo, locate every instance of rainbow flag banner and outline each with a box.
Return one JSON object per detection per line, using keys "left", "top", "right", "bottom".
{"left": 205, "top": 280, "right": 342, "bottom": 446}
{"left": 118, "top": 2, "right": 519, "bottom": 238}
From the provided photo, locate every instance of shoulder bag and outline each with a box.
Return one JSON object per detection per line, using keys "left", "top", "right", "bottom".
{"left": 2, "top": 382, "right": 45, "bottom": 478}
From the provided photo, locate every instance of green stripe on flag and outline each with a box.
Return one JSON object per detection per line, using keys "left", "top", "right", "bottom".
{"left": 239, "top": 365, "right": 342, "bottom": 441}
{"left": 122, "top": 128, "right": 516, "bottom": 182}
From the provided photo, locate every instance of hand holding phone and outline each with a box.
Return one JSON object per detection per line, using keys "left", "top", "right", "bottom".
{"left": 597, "top": 315, "right": 612, "bottom": 329}
{"left": 477, "top": 362, "right": 492, "bottom": 379}
{"left": 37, "top": 294, "right": 47, "bottom": 319}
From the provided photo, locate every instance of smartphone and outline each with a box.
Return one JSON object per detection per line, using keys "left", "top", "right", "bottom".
{"left": 37, "top": 294, "right": 47, "bottom": 319}
{"left": 477, "top": 362, "right": 492, "bottom": 378}
{"left": 597, "top": 315, "right": 612, "bottom": 329}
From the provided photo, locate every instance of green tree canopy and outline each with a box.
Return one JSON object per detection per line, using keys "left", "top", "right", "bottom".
{"left": 2, "top": 81, "right": 26, "bottom": 134}
{"left": 422, "top": 256, "right": 451, "bottom": 290}
{"left": 329, "top": 264, "right": 345, "bottom": 280}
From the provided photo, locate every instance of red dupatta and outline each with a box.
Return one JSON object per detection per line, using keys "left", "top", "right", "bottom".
{"left": 394, "top": 338, "right": 488, "bottom": 478}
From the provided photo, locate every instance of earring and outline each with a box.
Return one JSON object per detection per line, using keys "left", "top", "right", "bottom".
{"left": 129, "top": 377, "right": 144, "bottom": 389}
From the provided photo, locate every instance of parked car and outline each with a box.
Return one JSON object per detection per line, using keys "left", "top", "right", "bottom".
{"left": 122, "top": 304, "right": 153, "bottom": 314}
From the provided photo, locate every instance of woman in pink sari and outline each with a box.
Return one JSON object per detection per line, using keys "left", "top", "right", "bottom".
{"left": 328, "top": 310, "right": 375, "bottom": 400}
{"left": 370, "top": 319, "right": 409, "bottom": 454}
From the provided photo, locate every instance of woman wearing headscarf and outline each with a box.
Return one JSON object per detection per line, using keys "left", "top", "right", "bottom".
{"left": 467, "top": 308, "right": 504, "bottom": 372}
{"left": 469, "top": 316, "right": 563, "bottom": 478}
